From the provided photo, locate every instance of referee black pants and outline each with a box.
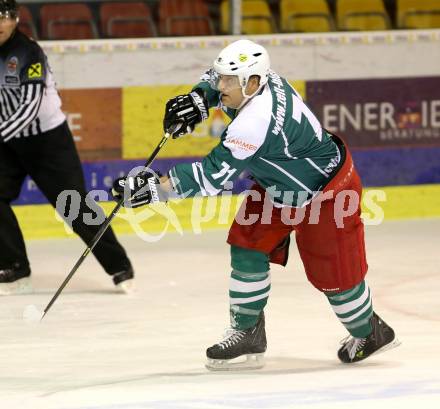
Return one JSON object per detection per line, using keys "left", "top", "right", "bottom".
{"left": 0, "top": 121, "right": 131, "bottom": 275}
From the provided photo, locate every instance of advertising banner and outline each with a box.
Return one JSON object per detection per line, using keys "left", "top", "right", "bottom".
{"left": 12, "top": 77, "right": 440, "bottom": 205}
{"left": 306, "top": 77, "right": 440, "bottom": 148}
{"left": 59, "top": 88, "right": 122, "bottom": 160}
{"left": 14, "top": 157, "right": 253, "bottom": 205}
{"left": 122, "top": 80, "right": 305, "bottom": 159}
{"left": 122, "top": 85, "right": 225, "bottom": 159}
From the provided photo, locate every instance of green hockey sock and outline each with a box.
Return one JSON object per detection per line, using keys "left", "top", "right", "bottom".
{"left": 326, "top": 280, "right": 373, "bottom": 338}
{"left": 229, "top": 245, "right": 270, "bottom": 330}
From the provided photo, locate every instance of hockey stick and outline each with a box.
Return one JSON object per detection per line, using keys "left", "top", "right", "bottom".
{"left": 40, "top": 130, "right": 173, "bottom": 321}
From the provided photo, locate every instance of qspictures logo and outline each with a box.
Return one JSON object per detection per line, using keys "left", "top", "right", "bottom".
{"left": 53, "top": 168, "right": 387, "bottom": 243}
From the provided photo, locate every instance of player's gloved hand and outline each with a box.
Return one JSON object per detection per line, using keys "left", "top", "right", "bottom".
{"left": 163, "top": 89, "right": 209, "bottom": 138}
{"left": 111, "top": 170, "right": 166, "bottom": 208}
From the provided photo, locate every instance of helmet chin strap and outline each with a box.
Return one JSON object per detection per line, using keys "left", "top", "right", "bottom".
{"left": 237, "top": 83, "right": 264, "bottom": 111}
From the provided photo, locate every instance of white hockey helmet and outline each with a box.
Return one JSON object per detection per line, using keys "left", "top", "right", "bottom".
{"left": 211, "top": 39, "right": 270, "bottom": 95}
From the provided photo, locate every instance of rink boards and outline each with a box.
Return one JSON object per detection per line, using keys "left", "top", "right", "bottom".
{"left": 10, "top": 31, "right": 440, "bottom": 238}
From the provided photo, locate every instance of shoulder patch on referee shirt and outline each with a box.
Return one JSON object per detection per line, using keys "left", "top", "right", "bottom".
{"left": 7, "top": 56, "right": 18, "bottom": 75}
{"left": 28, "top": 63, "right": 42, "bottom": 79}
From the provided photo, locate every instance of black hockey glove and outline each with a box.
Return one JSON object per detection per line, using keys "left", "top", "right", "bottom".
{"left": 111, "top": 170, "right": 167, "bottom": 208}
{"left": 163, "top": 89, "right": 209, "bottom": 138}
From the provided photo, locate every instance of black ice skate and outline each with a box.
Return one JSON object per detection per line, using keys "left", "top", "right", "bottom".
{"left": 206, "top": 312, "right": 267, "bottom": 371}
{"left": 0, "top": 263, "right": 31, "bottom": 295}
{"left": 112, "top": 264, "right": 135, "bottom": 294}
{"left": 338, "top": 312, "right": 400, "bottom": 363}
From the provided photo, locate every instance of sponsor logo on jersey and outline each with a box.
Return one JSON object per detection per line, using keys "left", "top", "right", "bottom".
{"left": 7, "top": 56, "right": 18, "bottom": 75}
{"left": 269, "top": 72, "right": 287, "bottom": 136}
{"left": 28, "top": 63, "right": 43, "bottom": 79}
{"left": 226, "top": 137, "right": 258, "bottom": 152}
{"left": 324, "top": 157, "right": 340, "bottom": 174}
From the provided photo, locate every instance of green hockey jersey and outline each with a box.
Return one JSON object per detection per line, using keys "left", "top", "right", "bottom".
{"left": 168, "top": 71, "right": 342, "bottom": 208}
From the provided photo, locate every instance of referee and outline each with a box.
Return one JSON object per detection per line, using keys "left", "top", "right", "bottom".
{"left": 0, "top": 0, "right": 134, "bottom": 294}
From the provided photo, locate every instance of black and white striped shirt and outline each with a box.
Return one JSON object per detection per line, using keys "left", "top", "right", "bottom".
{"left": 0, "top": 30, "right": 65, "bottom": 142}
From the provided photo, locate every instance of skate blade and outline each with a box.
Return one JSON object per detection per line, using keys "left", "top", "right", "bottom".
{"left": 371, "top": 337, "right": 402, "bottom": 358}
{"left": 206, "top": 353, "right": 265, "bottom": 371}
{"left": 0, "top": 277, "right": 32, "bottom": 296}
{"left": 115, "top": 279, "right": 136, "bottom": 294}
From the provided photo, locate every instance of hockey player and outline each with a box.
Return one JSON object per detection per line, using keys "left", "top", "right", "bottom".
{"left": 0, "top": 0, "right": 134, "bottom": 294}
{"left": 112, "top": 40, "right": 400, "bottom": 369}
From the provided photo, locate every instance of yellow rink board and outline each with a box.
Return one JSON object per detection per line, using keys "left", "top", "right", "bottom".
{"left": 122, "top": 80, "right": 306, "bottom": 160}
{"left": 14, "top": 184, "right": 440, "bottom": 240}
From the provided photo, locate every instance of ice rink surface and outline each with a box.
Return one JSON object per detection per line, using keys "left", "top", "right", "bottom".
{"left": 1, "top": 219, "right": 439, "bottom": 409}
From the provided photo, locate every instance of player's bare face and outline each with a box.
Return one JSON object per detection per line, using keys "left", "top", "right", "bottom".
{"left": 217, "top": 75, "right": 244, "bottom": 109}
{"left": 0, "top": 17, "right": 17, "bottom": 46}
